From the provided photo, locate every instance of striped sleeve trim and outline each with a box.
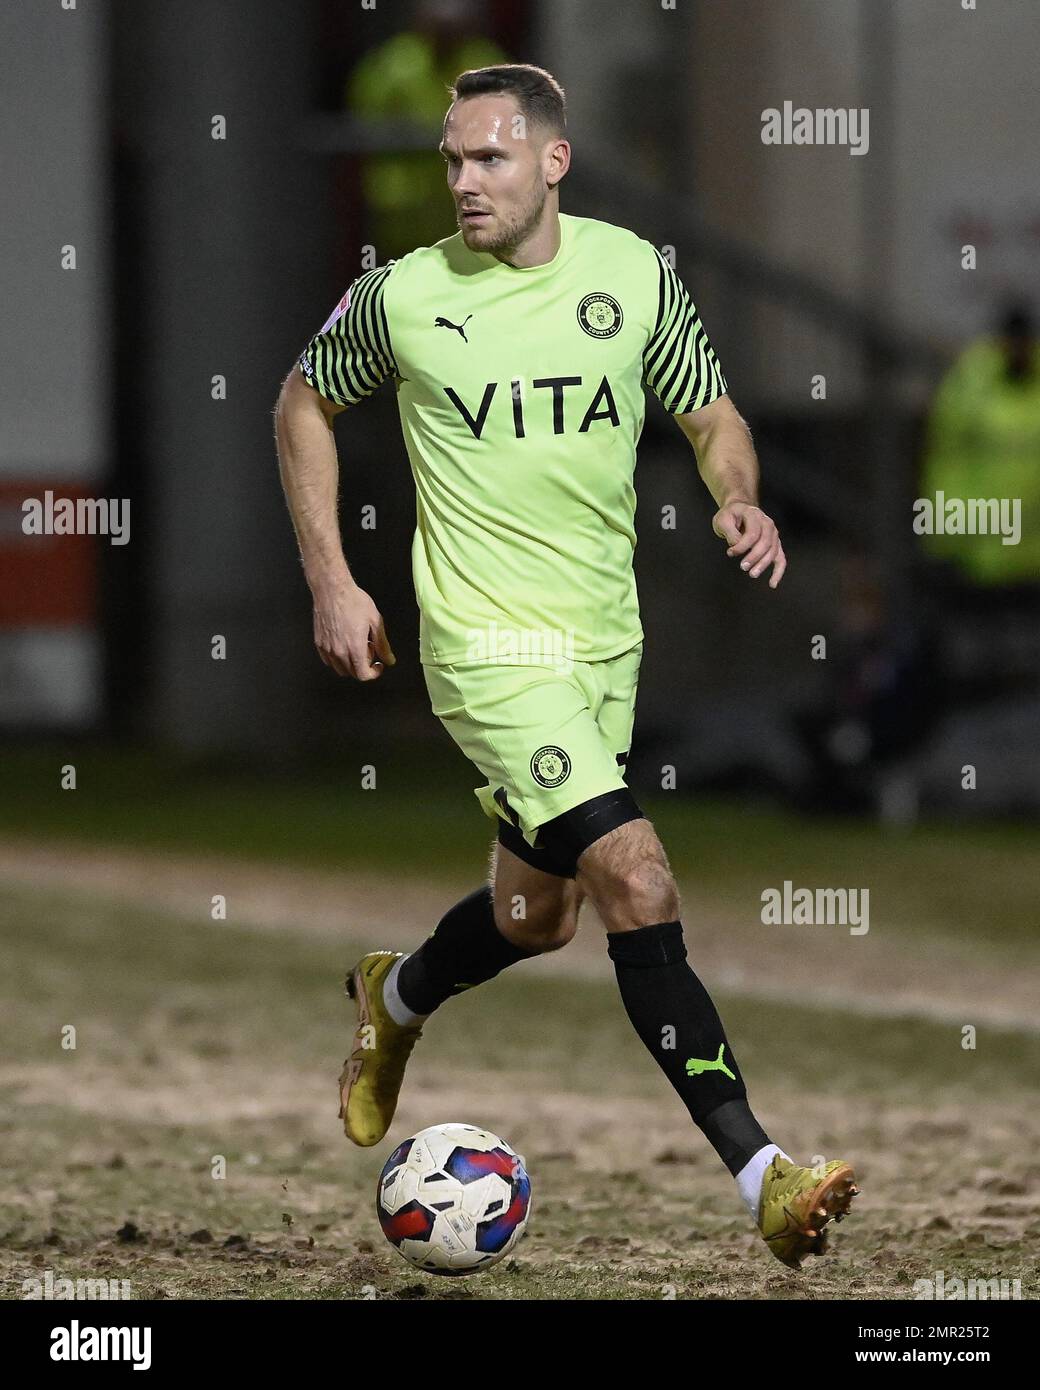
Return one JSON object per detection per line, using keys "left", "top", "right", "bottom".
{"left": 297, "top": 263, "right": 398, "bottom": 407}
{"left": 642, "top": 247, "right": 727, "bottom": 413}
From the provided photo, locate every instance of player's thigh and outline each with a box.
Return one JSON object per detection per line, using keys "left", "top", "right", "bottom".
{"left": 491, "top": 840, "right": 584, "bottom": 948}
{"left": 425, "top": 657, "right": 627, "bottom": 849}
{"left": 574, "top": 815, "right": 679, "bottom": 921}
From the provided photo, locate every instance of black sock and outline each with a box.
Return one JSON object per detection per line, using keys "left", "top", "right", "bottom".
{"left": 607, "top": 920, "right": 771, "bottom": 1175}
{"left": 396, "top": 884, "right": 539, "bottom": 1016}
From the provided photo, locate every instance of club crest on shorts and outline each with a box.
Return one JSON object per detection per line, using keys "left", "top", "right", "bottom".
{"left": 576, "top": 292, "right": 623, "bottom": 339}
{"left": 530, "top": 745, "right": 571, "bottom": 787}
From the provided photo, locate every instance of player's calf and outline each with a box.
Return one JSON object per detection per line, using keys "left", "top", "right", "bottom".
{"left": 573, "top": 812, "right": 846, "bottom": 1261}
{"left": 380, "top": 884, "right": 542, "bottom": 1029}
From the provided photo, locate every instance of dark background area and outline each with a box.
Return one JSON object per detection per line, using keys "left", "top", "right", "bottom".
{"left": 3, "top": 0, "right": 1038, "bottom": 826}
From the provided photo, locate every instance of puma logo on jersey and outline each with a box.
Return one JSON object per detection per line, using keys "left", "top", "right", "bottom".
{"left": 444, "top": 375, "right": 621, "bottom": 439}
{"left": 435, "top": 314, "right": 473, "bottom": 342}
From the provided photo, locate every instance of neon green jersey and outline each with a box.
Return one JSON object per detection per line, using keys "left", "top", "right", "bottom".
{"left": 298, "top": 212, "right": 727, "bottom": 665}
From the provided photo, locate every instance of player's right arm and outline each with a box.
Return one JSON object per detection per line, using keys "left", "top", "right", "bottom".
{"left": 274, "top": 266, "right": 400, "bottom": 681}
{"left": 274, "top": 367, "right": 393, "bottom": 681}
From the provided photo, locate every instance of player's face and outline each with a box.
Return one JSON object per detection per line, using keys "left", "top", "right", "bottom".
{"left": 440, "top": 96, "right": 556, "bottom": 253}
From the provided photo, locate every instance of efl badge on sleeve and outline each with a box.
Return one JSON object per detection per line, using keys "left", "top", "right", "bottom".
{"left": 320, "top": 285, "right": 352, "bottom": 333}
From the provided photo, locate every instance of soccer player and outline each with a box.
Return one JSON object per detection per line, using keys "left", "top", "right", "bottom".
{"left": 274, "top": 64, "right": 858, "bottom": 1269}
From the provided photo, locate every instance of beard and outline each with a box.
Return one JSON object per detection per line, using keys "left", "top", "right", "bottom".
{"left": 460, "top": 185, "right": 547, "bottom": 255}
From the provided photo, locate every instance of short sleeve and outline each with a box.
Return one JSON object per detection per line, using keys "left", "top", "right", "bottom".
{"left": 642, "top": 246, "right": 727, "bottom": 413}
{"left": 297, "top": 263, "right": 398, "bottom": 407}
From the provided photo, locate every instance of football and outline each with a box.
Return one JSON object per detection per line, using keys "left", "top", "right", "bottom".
{"left": 376, "top": 1122, "right": 532, "bottom": 1274}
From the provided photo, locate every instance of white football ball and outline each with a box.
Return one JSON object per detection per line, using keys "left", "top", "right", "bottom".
{"left": 376, "top": 1122, "right": 532, "bottom": 1275}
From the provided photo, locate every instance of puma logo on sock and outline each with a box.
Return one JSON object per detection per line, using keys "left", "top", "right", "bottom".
{"left": 685, "top": 1043, "right": 736, "bottom": 1081}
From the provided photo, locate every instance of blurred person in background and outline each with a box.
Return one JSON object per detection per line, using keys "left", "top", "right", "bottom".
{"left": 918, "top": 302, "right": 1040, "bottom": 698}
{"left": 348, "top": 0, "right": 508, "bottom": 258}
{"left": 794, "top": 553, "right": 939, "bottom": 822}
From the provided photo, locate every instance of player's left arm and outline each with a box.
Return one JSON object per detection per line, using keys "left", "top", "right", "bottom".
{"left": 675, "top": 395, "right": 787, "bottom": 589}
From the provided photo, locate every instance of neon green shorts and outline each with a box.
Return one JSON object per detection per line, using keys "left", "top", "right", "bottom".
{"left": 423, "top": 641, "right": 644, "bottom": 849}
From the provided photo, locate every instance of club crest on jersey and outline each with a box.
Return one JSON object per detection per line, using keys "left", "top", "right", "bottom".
{"left": 530, "top": 745, "right": 571, "bottom": 788}
{"left": 577, "top": 292, "right": 623, "bottom": 339}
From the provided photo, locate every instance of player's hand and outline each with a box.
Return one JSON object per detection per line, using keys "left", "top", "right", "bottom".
{"left": 711, "top": 502, "right": 787, "bottom": 589}
{"left": 311, "top": 577, "right": 396, "bottom": 681}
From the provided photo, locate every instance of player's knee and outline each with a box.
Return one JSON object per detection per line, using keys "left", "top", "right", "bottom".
{"left": 532, "top": 909, "right": 579, "bottom": 953}
{"left": 494, "top": 896, "right": 578, "bottom": 953}
{"left": 497, "top": 916, "right": 576, "bottom": 954}
{"left": 619, "top": 858, "right": 679, "bottom": 922}
{"left": 585, "top": 854, "right": 678, "bottom": 929}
